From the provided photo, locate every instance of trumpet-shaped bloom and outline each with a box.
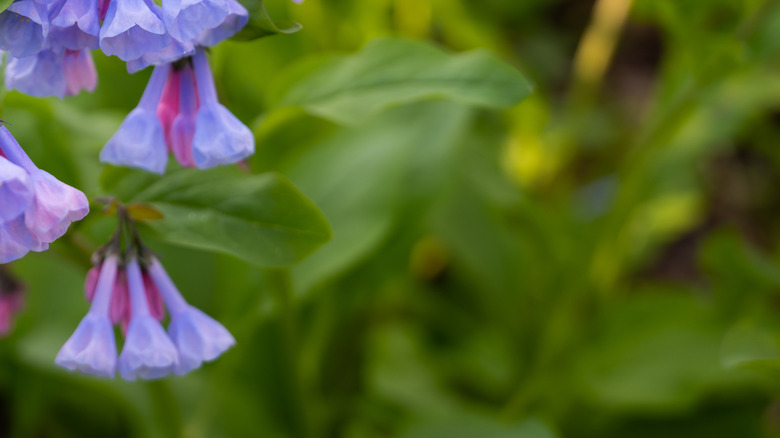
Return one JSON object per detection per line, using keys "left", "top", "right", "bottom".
{"left": 0, "top": 126, "right": 88, "bottom": 264}
{"left": 192, "top": 0, "right": 246, "bottom": 47}
{"left": 6, "top": 49, "right": 97, "bottom": 98}
{"left": 104, "top": 49, "right": 254, "bottom": 172}
{"left": 147, "top": 257, "right": 234, "bottom": 374}
{"left": 48, "top": 0, "right": 100, "bottom": 50}
{"left": 191, "top": 48, "right": 253, "bottom": 168}
{"left": 162, "top": 0, "right": 228, "bottom": 43}
{"left": 5, "top": 49, "right": 66, "bottom": 98}
{"left": 55, "top": 255, "right": 119, "bottom": 377}
{"left": 0, "top": 0, "right": 49, "bottom": 57}
{"left": 62, "top": 248, "right": 234, "bottom": 378}
{"left": 101, "top": 64, "right": 169, "bottom": 173}
{"left": 99, "top": 0, "right": 170, "bottom": 61}
{"left": 117, "top": 258, "right": 179, "bottom": 380}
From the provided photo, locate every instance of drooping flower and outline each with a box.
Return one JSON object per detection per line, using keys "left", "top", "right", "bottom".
{"left": 101, "top": 49, "right": 254, "bottom": 172}
{"left": 190, "top": 47, "right": 253, "bottom": 168}
{"left": 55, "top": 254, "right": 119, "bottom": 377}
{"left": 147, "top": 257, "right": 234, "bottom": 374}
{"left": 162, "top": 0, "right": 229, "bottom": 44}
{"left": 191, "top": 0, "right": 246, "bottom": 47}
{"left": 0, "top": 125, "right": 89, "bottom": 264}
{"left": 100, "top": 64, "right": 170, "bottom": 173}
{"left": 5, "top": 49, "right": 66, "bottom": 98}
{"left": 0, "top": 0, "right": 50, "bottom": 58}
{"left": 59, "top": 207, "right": 235, "bottom": 379}
{"left": 117, "top": 257, "right": 179, "bottom": 380}
{"left": 48, "top": 0, "right": 101, "bottom": 51}
{"left": 5, "top": 48, "right": 97, "bottom": 98}
{"left": 99, "top": 0, "right": 170, "bottom": 61}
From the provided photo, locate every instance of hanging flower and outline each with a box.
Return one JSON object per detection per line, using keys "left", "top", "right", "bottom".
{"left": 5, "top": 48, "right": 97, "bottom": 98}
{"left": 100, "top": 63, "right": 170, "bottom": 173}
{"left": 57, "top": 205, "right": 234, "bottom": 379}
{"left": 0, "top": 125, "right": 89, "bottom": 264}
{"left": 0, "top": 0, "right": 50, "bottom": 58}
{"left": 98, "top": 0, "right": 170, "bottom": 61}
{"left": 101, "top": 47, "right": 253, "bottom": 173}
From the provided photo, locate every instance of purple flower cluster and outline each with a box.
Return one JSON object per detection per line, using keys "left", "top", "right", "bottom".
{"left": 0, "top": 0, "right": 100, "bottom": 98}
{"left": 0, "top": 125, "right": 89, "bottom": 263}
{"left": 56, "top": 253, "right": 234, "bottom": 379}
{"left": 0, "top": 0, "right": 299, "bottom": 96}
{"left": 101, "top": 48, "right": 253, "bottom": 172}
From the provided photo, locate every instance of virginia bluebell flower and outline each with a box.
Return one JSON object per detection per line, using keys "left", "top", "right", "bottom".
{"left": 100, "top": 64, "right": 170, "bottom": 173}
{"left": 162, "top": 0, "right": 229, "bottom": 44}
{"left": 147, "top": 257, "right": 234, "bottom": 374}
{"left": 0, "top": 0, "right": 49, "bottom": 58}
{"left": 117, "top": 257, "right": 179, "bottom": 380}
{"left": 190, "top": 48, "right": 253, "bottom": 168}
{"left": 5, "top": 48, "right": 97, "bottom": 98}
{"left": 60, "top": 245, "right": 233, "bottom": 378}
{"left": 101, "top": 49, "right": 254, "bottom": 172}
{"left": 55, "top": 254, "right": 119, "bottom": 377}
{"left": 99, "top": 0, "right": 170, "bottom": 61}
{"left": 191, "top": 0, "right": 246, "bottom": 47}
{"left": 59, "top": 201, "right": 234, "bottom": 380}
{"left": 0, "top": 125, "right": 89, "bottom": 264}
{"left": 48, "top": 0, "right": 100, "bottom": 51}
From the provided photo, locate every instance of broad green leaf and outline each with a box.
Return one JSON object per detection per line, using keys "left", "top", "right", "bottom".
{"left": 576, "top": 292, "right": 752, "bottom": 412}
{"left": 284, "top": 101, "right": 472, "bottom": 293}
{"left": 278, "top": 38, "right": 533, "bottom": 124}
{"left": 721, "top": 322, "right": 780, "bottom": 371}
{"left": 232, "top": 0, "right": 302, "bottom": 41}
{"left": 100, "top": 167, "right": 331, "bottom": 267}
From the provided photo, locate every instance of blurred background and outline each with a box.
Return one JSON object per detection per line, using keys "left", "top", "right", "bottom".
{"left": 3, "top": 0, "right": 780, "bottom": 436}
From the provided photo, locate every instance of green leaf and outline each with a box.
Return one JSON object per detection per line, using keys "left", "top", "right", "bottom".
{"left": 283, "top": 101, "right": 472, "bottom": 293}
{"left": 277, "top": 38, "right": 533, "bottom": 124}
{"left": 0, "top": 0, "right": 13, "bottom": 14}
{"left": 721, "top": 321, "right": 780, "bottom": 371}
{"left": 400, "top": 416, "right": 556, "bottom": 438}
{"left": 232, "top": 0, "right": 302, "bottom": 41}
{"left": 101, "top": 167, "right": 331, "bottom": 267}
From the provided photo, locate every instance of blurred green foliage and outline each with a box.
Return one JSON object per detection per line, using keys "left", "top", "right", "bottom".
{"left": 3, "top": 0, "right": 780, "bottom": 437}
